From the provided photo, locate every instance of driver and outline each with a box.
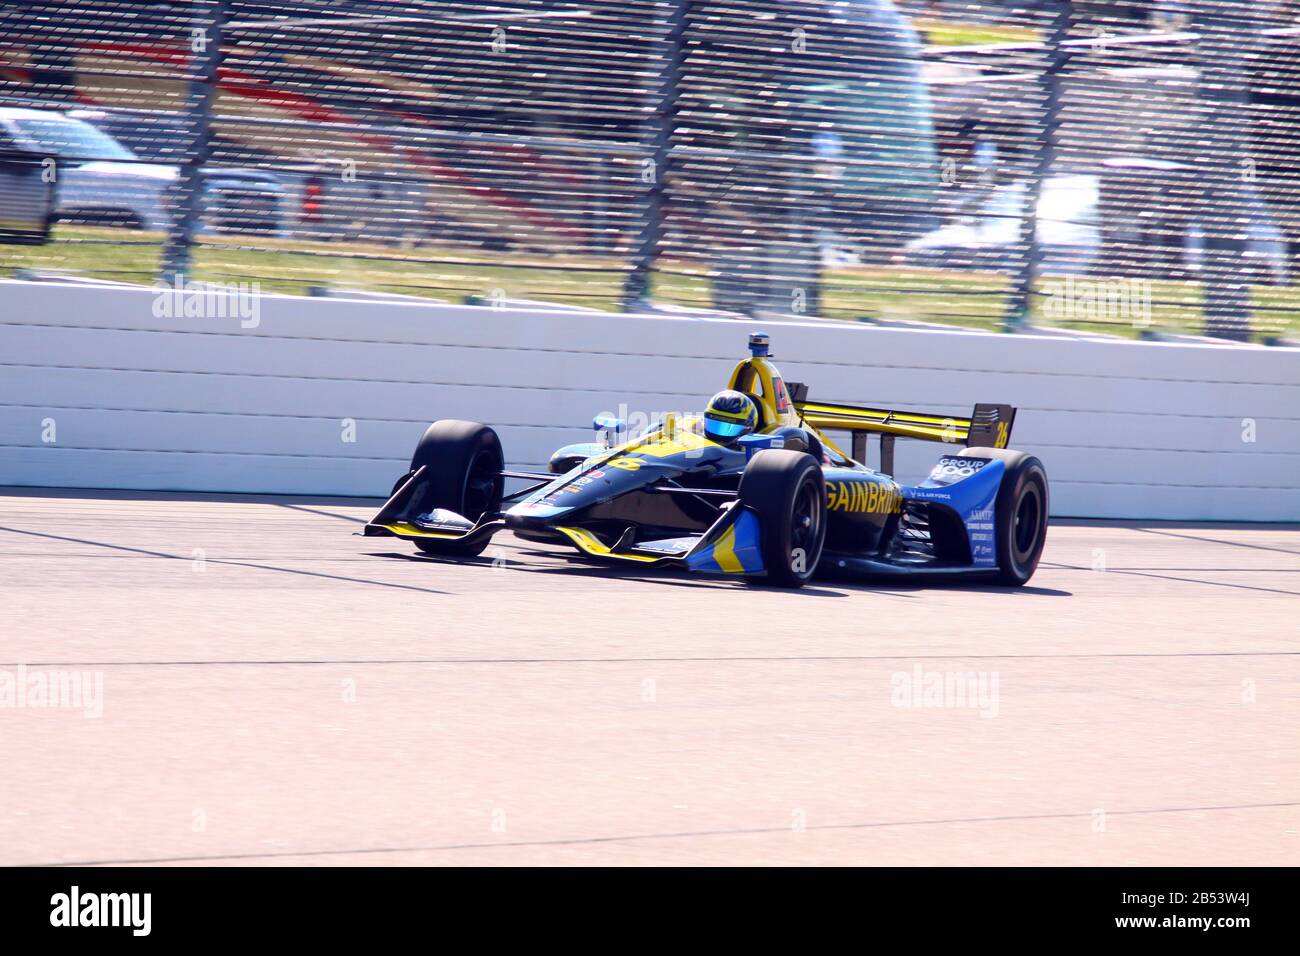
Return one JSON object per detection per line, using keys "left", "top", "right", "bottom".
{"left": 702, "top": 389, "right": 759, "bottom": 445}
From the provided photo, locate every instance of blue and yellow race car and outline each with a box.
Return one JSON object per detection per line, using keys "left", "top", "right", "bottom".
{"left": 364, "top": 333, "right": 1049, "bottom": 588}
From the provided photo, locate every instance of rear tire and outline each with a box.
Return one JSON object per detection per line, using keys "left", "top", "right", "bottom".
{"left": 960, "top": 447, "right": 1048, "bottom": 585}
{"left": 738, "top": 449, "right": 826, "bottom": 588}
{"left": 408, "top": 420, "right": 504, "bottom": 557}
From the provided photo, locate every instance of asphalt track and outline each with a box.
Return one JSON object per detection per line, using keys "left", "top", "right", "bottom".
{"left": 1, "top": 487, "right": 1296, "bottom": 866}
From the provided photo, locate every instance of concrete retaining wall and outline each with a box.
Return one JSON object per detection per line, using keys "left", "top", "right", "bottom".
{"left": 1, "top": 279, "right": 1296, "bottom": 519}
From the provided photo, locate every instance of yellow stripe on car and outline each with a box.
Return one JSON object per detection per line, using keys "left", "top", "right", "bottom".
{"left": 382, "top": 522, "right": 464, "bottom": 539}
{"left": 796, "top": 401, "right": 973, "bottom": 444}
{"left": 626, "top": 430, "right": 713, "bottom": 458}
{"left": 556, "top": 526, "right": 660, "bottom": 562}
{"left": 710, "top": 524, "right": 744, "bottom": 574}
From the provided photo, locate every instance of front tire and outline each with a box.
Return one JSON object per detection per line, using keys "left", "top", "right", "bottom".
{"left": 408, "top": 420, "right": 504, "bottom": 557}
{"left": 960, "top": 447, "right": 1048, "bottom": 585}
{"left": 737, "top": 449, "right": 827, "bottom": 588}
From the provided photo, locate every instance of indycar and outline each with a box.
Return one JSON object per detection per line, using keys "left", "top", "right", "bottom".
{"left": 363, "top": 333, "right": 1049, "bottom": 588}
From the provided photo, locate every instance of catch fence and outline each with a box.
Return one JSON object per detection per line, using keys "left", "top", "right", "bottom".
{"left": 1, "top": 0, "right": 1297, "bottom": 342}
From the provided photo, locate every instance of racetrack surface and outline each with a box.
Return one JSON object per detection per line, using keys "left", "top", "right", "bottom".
{"left": 1, "top": 488, "right": 1296, "bottom": 866}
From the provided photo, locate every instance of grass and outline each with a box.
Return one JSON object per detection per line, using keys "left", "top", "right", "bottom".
{"left": 823, "top": 267, "right": 1299, "bottom": 342}
{"left": 914, "top": 18, "right": 1041, "bottom": 49}
{"left": 3, "top": 225, "right": 1295, "bottom": 343}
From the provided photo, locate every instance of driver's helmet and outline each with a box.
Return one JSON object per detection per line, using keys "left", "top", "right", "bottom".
{"left": 703, "top": 389, "right": 759, "bottom": 444}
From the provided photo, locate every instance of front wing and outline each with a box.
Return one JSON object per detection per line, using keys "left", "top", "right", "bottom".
{"left": 553, "top": 503, "right": 765, "bottom": 576}
{"left": 364, "top": 465, "right": 767, "bottom": 576}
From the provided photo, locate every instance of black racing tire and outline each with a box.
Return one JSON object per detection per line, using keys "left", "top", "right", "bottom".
{"left": 389, "top": 470, "right": 415, "bottom": 498}
{"left": 960, "top": 446, "right": 1049, "bottom": 586}
{"left": 407, "top": 420, "right": 504, "bottom": 557}
{"left": 737, "top": 449, "right": 827, "bottom": 588}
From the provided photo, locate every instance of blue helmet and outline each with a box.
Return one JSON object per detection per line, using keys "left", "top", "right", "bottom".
{"left": 703, "top": 389, "right": 758, "bottom": 444}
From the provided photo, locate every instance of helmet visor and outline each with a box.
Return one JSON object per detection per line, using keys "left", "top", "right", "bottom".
{"left": 705, "top": 417, "right": 750, "bottom": 439}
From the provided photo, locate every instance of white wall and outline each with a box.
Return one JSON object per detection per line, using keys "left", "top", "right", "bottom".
{"left": 1, "top": 279, "right": 1296, "bottom": 520}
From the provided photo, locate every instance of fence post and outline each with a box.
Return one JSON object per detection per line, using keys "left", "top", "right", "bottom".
{"left": 1003, "top": 0, "right": 1071, "bottom": 332}
{"left": 160, "top": 0, "right": 225, "bottom": 286}
{"left": 1194, "top": 4, "right": 1253, "bottom": 341}
{"left": 622, "top": 0, "right": 690, "bottom": 311}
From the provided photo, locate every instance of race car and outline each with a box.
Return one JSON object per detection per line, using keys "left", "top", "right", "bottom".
{"left": 363, "top": 332, "right": 1049, "bottom": 588}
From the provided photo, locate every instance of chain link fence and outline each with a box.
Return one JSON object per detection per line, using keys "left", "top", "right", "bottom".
{"left": 1, "top": 0, "right": 1297, "bottom": 342}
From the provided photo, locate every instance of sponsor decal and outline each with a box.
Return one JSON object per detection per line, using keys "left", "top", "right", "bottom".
{"left": 827, "top": 480, "right": 902, "bottom": 515}
{"left": 966, "top": 506, "right": 994, "bottom": 534}
{"left": 772, "top": 377, "right": 792, "bottom": 413}
{"left": 514, "top": 500, "right": 564, "bottom": 515}
{"left": 928, "top": 457, "right": 990, "bottom": 485}
{"left": 636, "top": 538, "right": 693, "bottom": 553}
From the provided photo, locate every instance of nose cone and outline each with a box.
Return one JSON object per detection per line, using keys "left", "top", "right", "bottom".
{"left": 505, "top": 461, "right": 637, "bottom": 527}
{"left": 504, "top": 499, "right": 574, "bottom": 526}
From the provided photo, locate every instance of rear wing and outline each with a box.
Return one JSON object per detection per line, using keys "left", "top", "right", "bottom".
{"left": 788, "top": 385, "right": 1015, "bottom": 472}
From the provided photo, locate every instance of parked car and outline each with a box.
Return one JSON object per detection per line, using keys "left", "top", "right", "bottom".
{"left": 1183, "top": 197, "right": 1291, "bottom": 287}
{"left": 67, "top": 108, "right": 286, "bottom": 236}
{"left": 0, "top": 107, "right": 172, "bottom": 231}
{"left": 906, "top": 168, "right": 1290, "bottom": 284}
{"left": 0, "top": 134, "right": 54, "bottom": 244}
{"left": 0, "top": 107, "right": 285, "bottom": 236}
{"left": 905, "top": 174, "right": 1102, "bottom": 276}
